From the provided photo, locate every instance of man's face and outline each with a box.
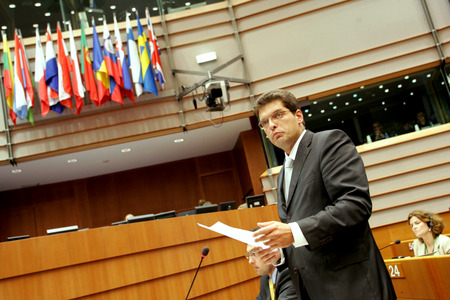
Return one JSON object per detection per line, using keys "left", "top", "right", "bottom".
{"left": 246, "top": 245, "right": 272, "bottom": 276}
{"left": 258, "top": 100, "right": 304, "bottom": 154}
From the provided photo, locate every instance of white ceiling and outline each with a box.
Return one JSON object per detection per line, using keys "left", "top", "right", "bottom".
{"left": 0, "top": 118, "right": 253, "bottom": 192}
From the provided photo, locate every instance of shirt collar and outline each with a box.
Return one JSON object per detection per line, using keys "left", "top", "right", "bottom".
{"left": 270, "top": 268, "right": 278, "bottom": 284}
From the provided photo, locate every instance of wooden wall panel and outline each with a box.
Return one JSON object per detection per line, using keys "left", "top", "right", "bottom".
{"left": 0, "top": 150, "right": 250, "bottom": 241}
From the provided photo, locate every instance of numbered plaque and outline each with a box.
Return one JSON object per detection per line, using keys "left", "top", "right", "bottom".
{"left": 385, "top": 263, "right": 405, "bottom": 278}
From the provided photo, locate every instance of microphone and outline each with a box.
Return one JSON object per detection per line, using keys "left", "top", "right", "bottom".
{"left": 186, "top": 247, "right": 209, "bottom": 300}
{"left": 379, "top": 239, "right": 400, "bottom": 251}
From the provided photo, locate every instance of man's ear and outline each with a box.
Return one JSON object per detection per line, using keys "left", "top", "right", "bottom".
{"left": 295, "top": 109, "right": 304, "bottom": 124}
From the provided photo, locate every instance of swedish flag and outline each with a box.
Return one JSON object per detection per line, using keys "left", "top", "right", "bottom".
{"left": 136, "top": 11, "right": 158, "bottom": 96}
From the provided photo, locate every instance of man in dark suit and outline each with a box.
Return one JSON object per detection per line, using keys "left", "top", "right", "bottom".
{"left": 252, "top": 90, "right": 396, "bottom": 299}
{"left": 246, "top": 239, "right": 296, "bottom": 300}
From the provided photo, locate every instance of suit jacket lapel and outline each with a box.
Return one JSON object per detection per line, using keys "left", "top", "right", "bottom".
{"left": 286, "top": 130, "right": 313, "bottom": 208}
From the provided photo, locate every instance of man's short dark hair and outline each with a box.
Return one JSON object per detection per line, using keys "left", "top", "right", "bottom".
{"left": 254, "top": 89, "right": 299, "bottom": 119}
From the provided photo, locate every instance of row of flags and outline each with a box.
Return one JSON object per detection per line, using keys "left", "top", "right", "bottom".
{"left": 1, "top": 8, "right": 166, "bottom": 125}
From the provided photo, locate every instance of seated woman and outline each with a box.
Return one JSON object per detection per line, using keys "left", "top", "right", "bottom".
{"left": 407, "top": 210, "right": 450, "bottom": 256}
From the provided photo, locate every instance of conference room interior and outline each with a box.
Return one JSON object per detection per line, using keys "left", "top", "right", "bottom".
{"left": 0, "top": 1, "right": 450, "bottom": 299}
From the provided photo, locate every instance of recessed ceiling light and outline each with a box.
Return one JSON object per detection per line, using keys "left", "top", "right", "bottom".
{"left": 11, "top": 169, "right": 22, "bottom": 174}
{"left": 34, "top": 2, "right": 41, "bottom": 7}
{"left": 313, "top": 101, "right": 317, "bottom": 105}
{"left": 45, "top": 12, "right": 51, "bottom": 17}
{"left": 121, "top": 148, "right": 131, "bottom": 153}
{"left": 385, "top": 89, "right": 389, "bottom": 93}
{"left": 329, "top": 102, "right": 333, "bottom": 105}
{"left": 67, "top": 158, "right": 78, "bottom": 163}
{"left": 404, "top": 75, "right": 409, "bottom": 80}
{"left": 379, "top": 85, "right": 383, "bottom": 89}
{"left": 98, "top": 17, "right": 103, "bottom": 21}
{"left": 412, "top": 79, "right": 417, "bottom": 83}
{"left": 132, "top": 7, "right": 136, "bottom": 12}
{"left": 88, "top": 9, "right": 93, "bottom": 12}
{"left": 360, "top": 86, "right": 365, "bottom": 89}
{"left": 426, "top": 74, "right": 431, "bottom": 78}
{"left": 174, "top": 138, "right": 184, "bottom": 143}
{"left": 358, "top": 98, "right": 362, "bottom": 101}
{"left": 110, "top": 5, "right": 116, "bottom": 10}
{"left": 71, "top": 10, "right": 75, "bottom": 15}
{"left": 1, "top": 25, "right": 7, "bottom": 30}
{"left": 308, "top": 113, "right": 312, "bottom": 117}
{"left": 354, "top": 110, "right": 357, "bottom": 114}
{"left": 9, "top": 4, "right": 16, "bottom": 8}
{"left": 33, "top": 24, "right": 38, "bottom": 28}
{"left": 398, "top": 84, "right": 402, "bottom": 88}
{"left": 353, "top": 94, "right": 357, "bottom": 97}
{"left": 336, "top": 93, "right": 340, "bottom": 97}
{"left": 320, "top": 110, "right": 325, "bottom": 113}
{"left": 332, "top": 106, "right": 337, "bottom": 110}
{"left": 345, "top": 102, "right": 349, "bottom": 106}
{"left": 153, "top": 7, "right": 158, "bottom": 11}
{"left": 185, "top": 2, "right": 191, "bottom": 5}
{"left": 327, "top": 118, "right": 331, "bottom": 122}
{"left": 382, "top": 101, "right": 385, "bottom": 105}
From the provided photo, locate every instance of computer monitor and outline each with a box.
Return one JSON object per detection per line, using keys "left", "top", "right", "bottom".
{"left": 177, "top": 209, "right": 196, "bottom": 217}
{"left": 7, "top": 235, "right": 30, "bottom": 241}
{"left": 127, "top": 214, "right": 156, "bottom": 223}
{"left": 47, "top": 225, "right": 79, "bottom": 235}
{"left": 155, "top": 210, "right": 176, "bottom": 220}
{"left": 111, "top": 220, "right": 128, "bottom": 226}
{"left": 195, "top": 204, "right": 218, "bottom": 214}
{"left": 246, "top": 194, "right": 265, "bottom": 208}
{"left": 219, "top": 201, "right": 237, "bottom": 211}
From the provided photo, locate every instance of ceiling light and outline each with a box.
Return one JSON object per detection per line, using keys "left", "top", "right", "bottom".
{"left": 332, "top": 106, "right": 337, "bottom": 109}
{"left": 329, "top": 102, "right": 333, "bottom": 105}
{"left": 382, "top": 101, "right": 385, "bottom": 105}
{"left": 384, "top": 108, "right": 388, "bottom": 111}
{"left": 185, "top": 2, "right": 191, "bottom": 5}
{"left": 336, "top": 93, "right": 340, "bottom": 97}
{"left": 304, "top": 109, "right": 309, "bottom": 113}
{"left": 313, "top": 101, "right": 317, "bottom": 105}
{"left": 308, "top": 113, "right": 312, "bottom": 117}
{"left": 360, "top": 86, "right": 365, "bottom": 89}
{"left": 410, "top": 92, "right": 414, "bottom": 96}
{"left": 71, "top": 10, "right": 75, "bottom": 14}
{"left": 385, "top": 89, "right": 389, "bottom": 93}
{"left": 174, "top": 138, "right": 184, "bottom": 143}
{"left": 153, "top": 7, "right": 158, "bottom": 11}
{"left": 412, "top": 79, "right": 417, "bottom": 83}
{"left": 404, "top": 75, "right": 409, "bottom": 80}
{"left": 354, "top": 110, "right": 357, "bottom": 114}
{"left": 1, "top": 26, "right": 7, "bottom": 30}
{"left": 45, "top": 12, "right": 51, "bottom": 16}
{"left": 11, "top": 169, "right": 22, "bottom": 174}
{"left": 327, "top": 118, "right": 331, "bottom": 122}
{"left": 320, "top": 110, "right": 325, "bottom": 113}
{"left": 345, "top": 102, "right": 349, "bottom": 106}
{"left": 353, "top": 94, "right": 357, "bottom": 97}
{"left": 34, "top": 2, "right": 41, "bottom": 7}
{"left": 121, "top": 148, "right": 131, "bottom": 153}
{"left": 426, "top": 74, "right": 431, "bottom": 78}
{"left": 358, "top": 98, "right": 362, "bottom": 102}
{"left": 9, "top": 4, "right": 16, "bottom": 8}
{"left": 110, "top": 5, "right": 116, "bottom": 10}
{"left": 379, "top": 85, "right": 383, "bottom": 89}
{"left": 397, "top": 84, "right": 402, "bottom": 88}
{"left": 33, "top": 24, "right": 39, "bottom": 28}
{"left": 88, "top": 9, "right": 93, "bottom": 12}
{"left": 67, "top": 158, "right": 78, "bottom": 163}
{"left": 132, "top": 7, "right": 136, "bottom": 12}
{"left": 98, "top": 17, "right": 103, "bottom": 21}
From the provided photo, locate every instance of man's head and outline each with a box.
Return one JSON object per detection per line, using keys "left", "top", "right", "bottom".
{"left": 254, "top": 90, "right": 304, "bottom": 154}
{"left": 246, "top": 228, "right": 275, "bottom": 276}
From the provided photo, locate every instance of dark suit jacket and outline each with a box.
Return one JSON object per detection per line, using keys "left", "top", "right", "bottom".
{"left": 256, "top": 268, "right": 297, "bottom": 300}
{"left": 277, "top": 130, "right": 396, "bottom": 300}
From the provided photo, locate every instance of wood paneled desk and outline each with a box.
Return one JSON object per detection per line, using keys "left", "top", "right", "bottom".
{"left": 0, "top": 205, "right": 280, "bottom": 300}
{"left": 385, "top": 255, "right": 450, "bottom": 300}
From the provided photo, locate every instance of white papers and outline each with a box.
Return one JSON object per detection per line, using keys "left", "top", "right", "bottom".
{"left": 198, "top": 221, "right": 268, "bottom": 249}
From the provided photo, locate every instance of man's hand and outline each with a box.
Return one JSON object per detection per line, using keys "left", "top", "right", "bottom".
{"left": 253, "top": 221, "right": 294, "bottom": 249}
{"left": 253, "top": 247, "right": 282, "bottom": 265}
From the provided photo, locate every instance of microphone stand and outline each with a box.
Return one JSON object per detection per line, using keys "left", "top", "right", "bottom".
{"left": 185, "top": 255, "right": 206, "bottom": 300}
